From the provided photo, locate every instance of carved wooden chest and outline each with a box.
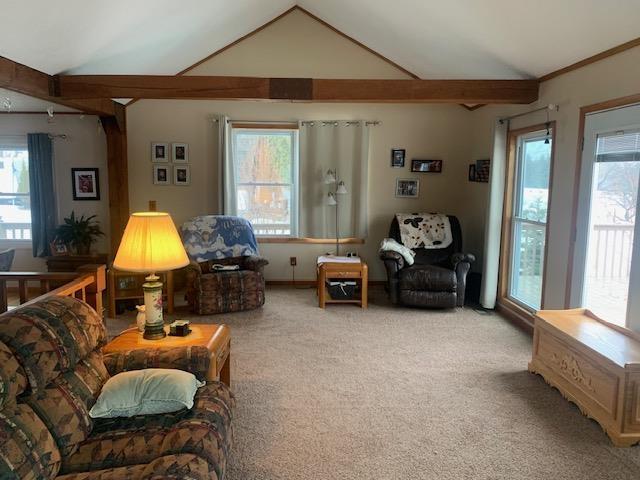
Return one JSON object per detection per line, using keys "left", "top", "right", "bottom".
{"left": 529, "top": 308, "right": 640, "bottom": 446}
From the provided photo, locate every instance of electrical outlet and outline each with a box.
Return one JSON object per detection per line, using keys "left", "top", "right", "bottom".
{"left": 290, "top": 256, "right": 297, "bottom": 266}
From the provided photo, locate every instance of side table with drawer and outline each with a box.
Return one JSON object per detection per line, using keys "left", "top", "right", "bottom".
{"left": 317, "top": 260, "right": 368, "bottom": 308}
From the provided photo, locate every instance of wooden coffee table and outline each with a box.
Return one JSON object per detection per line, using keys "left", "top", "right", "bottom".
{"left": 103, "top": 324, "right": 231, "bottom": 386}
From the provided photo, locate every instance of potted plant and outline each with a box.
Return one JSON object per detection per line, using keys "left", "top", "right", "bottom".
{"left": 55, "top": 211, "right": 104, "bottom": 255}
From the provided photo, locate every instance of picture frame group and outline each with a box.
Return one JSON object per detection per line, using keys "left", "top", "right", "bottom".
{"left": 151, "top": 141, "right": 190, "bottom": 185}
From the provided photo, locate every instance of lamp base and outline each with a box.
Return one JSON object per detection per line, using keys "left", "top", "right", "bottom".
{"left": 142, "top": 273, "right": 166, "bottom": 340}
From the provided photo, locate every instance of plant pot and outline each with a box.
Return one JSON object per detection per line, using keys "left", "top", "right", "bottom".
{"left": 75, "top": 243, "right": 91, "bottom": 255}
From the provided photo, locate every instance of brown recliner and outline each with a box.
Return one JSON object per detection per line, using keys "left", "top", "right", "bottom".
{"left": 380, "top": 215, "right": 475, "bottom": 308}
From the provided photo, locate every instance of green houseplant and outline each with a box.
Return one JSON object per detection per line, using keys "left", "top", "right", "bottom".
{"left": 55, "top": 211, "right": 104, "bottom": 255}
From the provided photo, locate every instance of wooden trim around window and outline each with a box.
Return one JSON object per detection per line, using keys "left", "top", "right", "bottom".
{"left": 258, "top": 237, "right": 365, "bottom": 244}
{"left": 564, "top": 92, "right": 640, "bottom": 308}
{"left": 496, "top": 297, "right": 534, "bottom": 334}
{"left": 498, "top": 122, "right": 556, "bottom": 324}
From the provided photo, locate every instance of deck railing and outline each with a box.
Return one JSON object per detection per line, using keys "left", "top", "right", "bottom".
{"left": 0, "top": 222, "right": 31, "bottom": 240}
{"left": 0, "top": 264, "right": 106, "bottom": 314}
{"left": 589, "top": 224, "right": 634, "bottom": 279}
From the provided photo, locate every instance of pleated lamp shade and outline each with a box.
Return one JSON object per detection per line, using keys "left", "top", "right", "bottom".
{"left": 113, "top": 212, "right": 189, "bottom": 273}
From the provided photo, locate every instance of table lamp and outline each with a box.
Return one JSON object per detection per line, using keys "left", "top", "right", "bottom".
{"left": 113, "top": 212, "right": 189, "bottom": 339}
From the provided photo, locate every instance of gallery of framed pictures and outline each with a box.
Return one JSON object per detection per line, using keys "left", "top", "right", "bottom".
{"left": 151, "top": 142, "right": 190, "bottom": 185}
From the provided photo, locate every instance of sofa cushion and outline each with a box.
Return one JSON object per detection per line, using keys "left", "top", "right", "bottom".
{"left": 61, "top": 382, "right": 234, "bottom": 479}
{"left": 399, "top": 265, "right": 457, "bottom": 292}
{"left": 0, "top": 402, "right": 62, "bottom": 479}
{"left": 399, "top": 290, "right": 457, "bottom": 309}
{"left": 56, "top": 453, "right": 214, "bottom": 480}
{"left": 23, "top": 351, "right": 109, "bottom": 457}
{"left": 0, "top": 339, "right": 27, "bottom": 408}
{"left": 0, "top": 297, "right": 106, "bottom": 392}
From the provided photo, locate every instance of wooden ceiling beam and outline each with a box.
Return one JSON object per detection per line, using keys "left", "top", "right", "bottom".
{"left": 0, "top": 56, "right": 118, "bottom": 116}
{"left": 56, "top": 75, "right": 539, "bottom": 104}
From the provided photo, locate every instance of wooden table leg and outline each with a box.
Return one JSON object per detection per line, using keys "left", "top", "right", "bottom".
{"left": 318, "top": 265, "right": 326, "bottom": 308}
{"left": 361, "top": 263, "right": 368, "bottom": 309}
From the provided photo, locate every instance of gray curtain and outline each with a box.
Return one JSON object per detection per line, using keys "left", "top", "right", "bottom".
{"left": 299, "top": 121, "right": 370, "bottom": 238}
{"left": 215, "top": 115, "right": 235, "bottom": 215}
{"left": 480, "top": 120, "right": 509, "bottom": 309}
{"left": 28, "top": 133, "right": 56, "bottom": 257}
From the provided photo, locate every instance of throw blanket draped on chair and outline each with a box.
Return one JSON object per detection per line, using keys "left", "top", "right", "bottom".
{"left": 181, "top": 215, "right": 259, "bottom": 261}
{"left": 395, "top": 213, "right": 453, "bottom": 249}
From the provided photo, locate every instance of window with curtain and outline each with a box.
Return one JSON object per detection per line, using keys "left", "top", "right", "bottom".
{"left": 230, "top": 124, "right": 299, "bottom": 236}
{"left": 0, "top": 140, "right": 31, "bottom": 241}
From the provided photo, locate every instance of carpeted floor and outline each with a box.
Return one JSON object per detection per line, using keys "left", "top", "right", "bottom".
{"left": 109, "top": 287, "right": 640, "bottom": 479}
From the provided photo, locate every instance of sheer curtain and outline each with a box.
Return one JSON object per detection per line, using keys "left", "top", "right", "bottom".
{"left": 214, "top": 115, "right": 234, "bottom": 215}
{"left": 27, "top": 133, "right": 57, "bottom": 257}
{"left": 298, "top": 121, "right": 370, "bottom": 239}
{"left": 480, "top": 120, "right": 509, "bottom": 309}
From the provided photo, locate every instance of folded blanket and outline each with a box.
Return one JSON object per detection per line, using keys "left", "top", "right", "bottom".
{"left": 379, "top": 238, "right": 415, "bottom": 265}
{"left": 395, "top": 213, "right": 452, "bottom": 249}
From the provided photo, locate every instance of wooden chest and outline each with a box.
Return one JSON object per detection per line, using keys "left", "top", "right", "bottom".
{"left": 529, "top": 308, "right": 640, "bottom": 446}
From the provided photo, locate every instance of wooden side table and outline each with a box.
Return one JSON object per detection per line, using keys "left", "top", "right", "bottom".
{"left": 317, "top": 261, "right": 368, "bottom": 308}
{"left": 46, "top": 254, "right": 109, "bottom": 272}
{"left": 103, "top": 324, "right": 231, "bottom": 386}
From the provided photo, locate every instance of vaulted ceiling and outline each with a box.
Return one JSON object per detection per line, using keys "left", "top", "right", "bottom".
{"left": 1, "top": 0, "right": 639, "bottom": 79}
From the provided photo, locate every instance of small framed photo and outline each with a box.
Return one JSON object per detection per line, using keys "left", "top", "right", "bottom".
{"left": 172, "top": 143, "right": 189, "bottom": 163}
{"left": 71, "top": 168, "right": 100, "bottom": 200}
{"left": 151, "top": 142, "right": 169, "bottom": 162}
{"left": 395, "top": 178, "right": 419, "bottom": 198}
{"left": 174, "top": 165, "right": 191, "bottom": 185}
{"left": 411, "top": 159, "right": 442, "bottom": 173}
{"left": 475, "top": 159, "right": 490, "bottom": 182}
{"left": 153, "top": 165, "right": 170, "bottom": 185}
{"left": 468, "top": 164, "right": 477, "bottom": 182}
{"left": 49, "top": 240, "right": 69, "bottom": 256}
{"left": 391, "top": 148, "right": 405, "bottom": 168}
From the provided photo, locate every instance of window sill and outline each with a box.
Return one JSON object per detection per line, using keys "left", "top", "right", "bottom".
{"left": 0, "top": 240, "right": 32, "bottom": 249}
{"left": 257, "top": 237, "right": 365, "bottom": 245}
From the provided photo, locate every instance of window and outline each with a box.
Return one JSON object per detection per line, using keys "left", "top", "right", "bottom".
{"left": 231, "top": 125, "right": 298, "bottom": 236}
{"left": 0, "top": 144, "right": 31, "bottom": 241}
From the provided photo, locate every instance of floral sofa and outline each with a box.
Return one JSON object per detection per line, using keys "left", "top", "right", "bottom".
{"left": 0, "top": 296, "right": 234, "bottom": 480}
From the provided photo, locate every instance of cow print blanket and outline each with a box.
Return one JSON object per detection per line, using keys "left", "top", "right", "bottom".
{"left": 395, "top": 213, "right": 452, "bottom": 249}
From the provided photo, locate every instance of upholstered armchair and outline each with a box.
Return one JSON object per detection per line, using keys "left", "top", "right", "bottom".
{"left": 380, "top": 215, "right": 475, "bottom": 308}
{"left": 181, "top": 215, "right": 268, "bottom": 315}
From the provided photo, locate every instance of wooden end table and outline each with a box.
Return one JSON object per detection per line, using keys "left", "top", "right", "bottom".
{"left": 317, "top": 260, "right": 368, "bottom": 308}
{"left": 103, "top": 324, "right": 231, "bottom": 386}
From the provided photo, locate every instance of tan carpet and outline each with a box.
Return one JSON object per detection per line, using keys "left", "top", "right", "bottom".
{"left": 109, "top": 287, "right": 640, "bottom": 479}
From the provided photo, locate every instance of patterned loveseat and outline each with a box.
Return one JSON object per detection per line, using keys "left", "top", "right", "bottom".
{"left": 0, "top": 296, "right": 234, "bottom": 480}
{"left": 181, "top": 215, "right": 268, "bottom": 315}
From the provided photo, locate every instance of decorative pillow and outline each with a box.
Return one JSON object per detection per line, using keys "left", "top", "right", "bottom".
{"left": 89, "top": 369, "right": 205, "bottom": 419}
{"left": 380, "top": 238, "right": 416, "bottom": 265}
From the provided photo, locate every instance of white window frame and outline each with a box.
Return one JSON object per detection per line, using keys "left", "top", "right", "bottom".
{"left": 231, "top": 126, "right": 299, "bottom": 237}
{"left": 0, "top": 138, "right": 32, "bottom": 247}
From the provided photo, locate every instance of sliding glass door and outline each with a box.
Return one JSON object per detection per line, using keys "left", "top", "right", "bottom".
{"left": 570, "top": 104, "right": 640, "bottom": 329}
{"left": 503, "top": 127, "right": 553, "bottom": 311}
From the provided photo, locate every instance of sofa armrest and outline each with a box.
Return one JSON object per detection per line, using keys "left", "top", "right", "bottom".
{"left": 103, "top": 346, "right": 211, "bottom": 382}
{"left": 242, "top": 255, "right": 269, "bottom": 273}
{"left": 450, "top": 252, "right": 475, "bottom": 307}
{"left": 379, "top": 250, "right": 405, "bottom": 305}
{"left": 379, "top": 250, "right": 405, "bottom": 270}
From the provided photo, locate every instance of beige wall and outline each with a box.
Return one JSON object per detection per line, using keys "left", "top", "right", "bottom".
{"left": 0, "top": 114, "right": 109, "bottom": 270}
{"left": 468, "top": 46, "right": 640, "bottom": 309}
{"left": 128, "top": 101, "right": 472, "bottom": 281}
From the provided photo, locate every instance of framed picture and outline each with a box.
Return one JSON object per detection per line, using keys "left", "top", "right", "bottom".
{"left": 395, "top": 178, "right": 419, "bottom": 198}
{"left": 49, "top": 240, "right": 69, "bottom": 256}
{"left": 153, "top": 165, "right": 170, "bottom": 185}
{"left": 71, "top": 168, "right": 100, "bottom": 200}
{"left": 174, "top": 165, "right": 191, "bottom": 185}
{"left": 391, "top": 148, "right": 405, "bottom": 168}
{"left": 468, "top": 164, "right": 477, "bottom": 182}
{"left": 151, "top": 142, "right": 169, "bottom": 162}
{"left": 172, "top": 143, "right": 189, "bottom": 163}
{"left": 475, "top": 159, "right": 490, "bottom": 182}
{"left": 411, "top": 159, "right": 442, "bottom": 173}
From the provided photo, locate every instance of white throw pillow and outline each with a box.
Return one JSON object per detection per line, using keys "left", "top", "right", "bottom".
{"left": 89, "top": 368, "right": 205, "bottom": 419}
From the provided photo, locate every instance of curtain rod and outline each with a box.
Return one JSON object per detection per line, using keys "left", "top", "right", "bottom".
{"left": 210, "top": 117, "right": 381, "bottom": 126}
{"left": 499, "top": 104, "right": 558, "bottom": 124}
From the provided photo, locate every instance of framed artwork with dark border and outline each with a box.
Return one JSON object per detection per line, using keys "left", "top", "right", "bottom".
{"left": 391, "top": 148, "right": 405, "bottom": 168}
{"left": 475, "top": 159, "right": 490, "bottom": 182}
{"left": 395, "top": 178, "right": 419, "bottom": 198}
{"left": 411, "top": 159, "right": 442, "bottom": 173}
{"left": 71, "top": 168, "right": 100, "bottom": 200}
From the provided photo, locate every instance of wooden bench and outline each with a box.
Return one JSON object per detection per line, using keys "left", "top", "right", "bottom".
{"left": 529, "top": 308, "right": 640, "bottom": 446}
